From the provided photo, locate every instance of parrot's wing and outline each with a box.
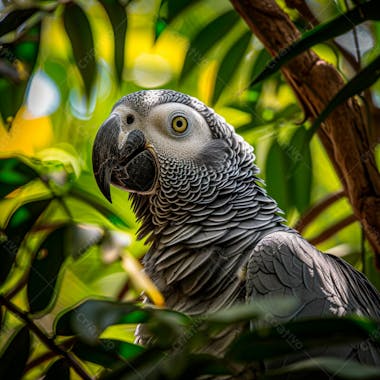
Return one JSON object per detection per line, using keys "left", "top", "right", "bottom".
{"left": 246, "top": 231, "right": 380, "bottom": 365}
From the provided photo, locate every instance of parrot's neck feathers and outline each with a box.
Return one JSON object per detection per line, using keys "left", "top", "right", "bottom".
{"left": 130, "top": 161, "right": 287, "bottom": 313}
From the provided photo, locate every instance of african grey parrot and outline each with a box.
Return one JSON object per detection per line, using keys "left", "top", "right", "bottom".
{"left": 92, "top": 89, "right": 380, "bottom": 369}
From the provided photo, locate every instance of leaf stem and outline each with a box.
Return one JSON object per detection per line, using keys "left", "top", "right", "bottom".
{"left": 0, "top": 295, "right": 92, "bottom": 380}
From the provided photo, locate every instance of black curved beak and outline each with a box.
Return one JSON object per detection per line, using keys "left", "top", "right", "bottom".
{"left": 92, "top": 115, "right": 159, "bottom": 203}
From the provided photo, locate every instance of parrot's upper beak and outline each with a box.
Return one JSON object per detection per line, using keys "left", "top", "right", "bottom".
{"left": 92, "top": 115, "right": 159, "bottom": 203}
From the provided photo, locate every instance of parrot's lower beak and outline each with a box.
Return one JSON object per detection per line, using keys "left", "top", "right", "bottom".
{"left": 92, "top": 115, "right": 159, "bottom": 203}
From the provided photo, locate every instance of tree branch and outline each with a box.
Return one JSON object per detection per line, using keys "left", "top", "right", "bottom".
{"left": 0, "top": 295, "right": 93, "bottom": 380}
{"left": 294, "top": 191, "right": 345, "bottom": 233}
{"left": 231, "top": 0, "right": 380, "bottom": 266}
{"left": 309, "top": 215, "right": 357, "bottom": 246}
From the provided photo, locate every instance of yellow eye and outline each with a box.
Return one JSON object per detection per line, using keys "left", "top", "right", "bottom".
{"left": 171, "top": 116, "right": 188, "bottom": 133}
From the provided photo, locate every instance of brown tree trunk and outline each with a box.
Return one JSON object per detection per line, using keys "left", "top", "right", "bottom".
{"left": 230, "top": 0, "right": 380, "bottom": 266}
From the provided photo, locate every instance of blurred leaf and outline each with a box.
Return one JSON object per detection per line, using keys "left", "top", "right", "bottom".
{"left": 164, "top": 0, "right": 201, "bottom": 23}
{"left": 101, "top": 349, "right": 165, "bottom": 380}
{"left": 227, "top": 316, "right": 379, "bottom": 362}
{"left": 212, "top": 31, "right": 251, "bottom": 105}
{"left": 250, "top": 0, "right": 380, "bottom": 87}
{"left": 154, "top": 17, "right": 167, "bottom": 40}
{"left": 73, "top": 339, "right": 144, "bottom": 368}
{"left": 55, "top": 299, "right": 149, "bottom": 343}
{"left": 266, "top": 357, "right": 380, "bottom": 379}
{"left": 63, "top": 3, "right": 96, "bottom": 100}
{"left": 205, "top": 297, "right": 297, "bottom": 325}
{"left": 5, "top": 198, "right": 50, "bottom": 246}
{"left": 27, "top": 224, "right": 103, "bottom": 313}
{"left": 309, "top": 54, "right": 380, "bottom": 137}
{"left": 0, "top": 240, "right": 18, "bottom": 286}
{"left": 27, "top": 225, "right": 67, "bottom": 314}
{"left": 0, "top": 326, "right": 30, "bottom": 380}
{"left": 265, "top": 139, "right": 290, "bottom": 212}
{"left": 248, "top": 48, "right": 271, "bottom": 90}
{"left": 98, "top": 0, "right": 127, "bottom": 83}
{"left": 69, "top": 184, "right": 130, "bottom": 228}
{"left": 180, "top": 10, "right": 240, "bottom": 81}
{"left": 0, "top": 157, "right": 39, "bottom": 198}
{"left": 66, "top": 223, "right": 104, "bottom": 259}
{"left": 43, "top": 358, "right": 70, "bottom": 380}
{"left": 0, "top": 23, "right": 41, "bottom": 121}
{"left": 287, "top": 126, "right": 312, "bottom": 213}
{"left": 0, "top": 8, "right": 39, "bottom": 38}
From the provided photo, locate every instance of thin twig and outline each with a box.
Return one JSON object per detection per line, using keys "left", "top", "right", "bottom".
{"left": 0, "top": 295, "right": 93, "bottom": 380}
{"left": 309, "top": 214, "right": 357, "bottom": 246}
{"left": 294, "top": 190, "right": 345, "bottom": 232}
{"left": 25, "top": 337, "right": 77, "bottom": 372}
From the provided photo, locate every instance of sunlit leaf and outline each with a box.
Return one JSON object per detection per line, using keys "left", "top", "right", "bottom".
{"left": 212, "top": 31, "right": 252, "bottom": 105}
{"left": 180, "top": 10, "right": 240, "bottom": 81}
{"left": 54, "top": 300, "right": 149, "bottom": 343}
{"left": 43, "top": 358, "right": 70, "bottom": 380}
{"left": 0, "top": 8, "right": 39, "bottom": 38}
{"left": 63, "top": 3, "right": 96, "bottom": 100}
{"left": 309, "top": 55, "right": 380, "bottom": 137}
{"left": 73, "top": 339, "right": 144, "bottom": 368}
{"left": 265, "top": 139, "right": 290, "bottom": 212}
{"left": 98, "top": 0, "right": 127, "bottom": 83}
{"left": 227, "top": 316, "right": 380, "bottom": 362}
{"left": 0, "top": 157, "right": 39, "bottom": 198}
{"left": 266, "top": 357, "right": 380, "bottom": 379}
{"left": 0, "top": 326, "right": 30, "bottom": 380}
{"left": 287, "top": 126, "right": 312, "bottom": 213}
{"left": 250, "top": 0, "right": 380, "bottom": 86}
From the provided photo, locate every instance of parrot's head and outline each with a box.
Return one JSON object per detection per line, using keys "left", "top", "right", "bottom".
{"left": 92, "top": 89, "right": 255, "bottom": 203}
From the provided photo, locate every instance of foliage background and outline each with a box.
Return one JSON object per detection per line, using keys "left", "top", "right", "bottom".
{"left": 1, "top": 0, "right": 380, "bottom": 379}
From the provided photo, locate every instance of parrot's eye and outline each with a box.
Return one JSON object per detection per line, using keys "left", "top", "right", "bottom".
{"left": 171, "top": 116, "right": 188, "bottom": 134}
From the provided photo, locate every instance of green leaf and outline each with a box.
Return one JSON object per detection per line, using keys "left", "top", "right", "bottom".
{"left": 1, "top": 199, "right": 50, "bottom": 285}
{"left": 164, "top": 0, "right": 201, "bottom": 23}
{"left": 265, "top": 139, "right": 291, "bottom": 212}
{"left": 309, "top": 54, "right": 380, "bottom": 137}
{"left": 266, "top": 357, "right": 380, "bottom": 380}
{"left": 212, "top": 31, "right": 251, "bottom": 105}
{"left": 27, "top": 226, "right": 67, "bottom": 314}
{"left": 54, "top": 300, "right": 149, "bottom": 343}
{"left": 226, "top": 316, "right": 380, "bottom": 362}
{"left": 0, "top": 8, "right": 39, "bottom": 38}
{"left": 154, "top": 17, "right": 167, "bottom": 40}
{"left": 205, "top": 297, "right": 298, "bottom": 325}
{"left": 180, "top": 10, "right": 240, "bottom": 81}
{"left": 250, "top": 0, "right": 380, "bottom": 86}
{"left": 0, "top": 326, "right": 30, "bottom": 380}
{"left": 98, "top": 0, "right": 127, "bottom": 83}
{"left": 27, "top": 224, "right": 103, "bottom": 313}
{"left": 248, "top": 48, "right": 271, "bottom": 90}
{"left": 0, "top": 23, "right": 41, "bottom": 121}
{"left": 0, "top": 157, "right": 39, "bottom": 198}
{"left": 5, "top": 199, "right": 50, "bottom": 244}
{"left": 286, "top": 126, "right": 312, "bottom": 213}
{"left": 43, "top": 358, "right": 70, "bottom": 380}
{"left": 63, "top": 3, "right": 96, "bottom": 99}
{"left": 73, "top": 339, "right": 144, "bottom": 368}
